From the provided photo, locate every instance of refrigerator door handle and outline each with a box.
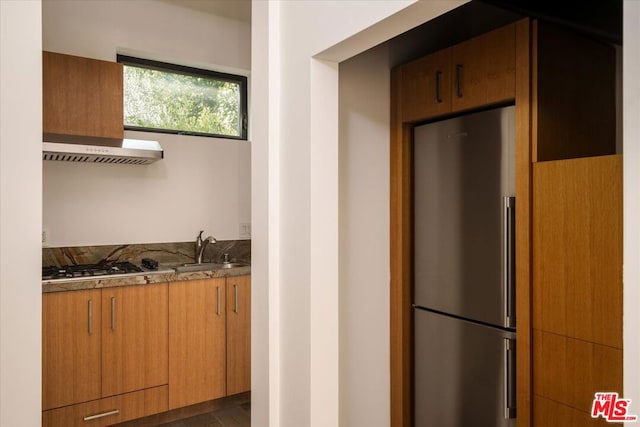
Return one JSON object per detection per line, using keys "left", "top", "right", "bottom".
{"left": 503, "top": 196, "right": 516, "bottom": 328}
{"left": 504, "top": 338, "right": 517, "bottom": 419}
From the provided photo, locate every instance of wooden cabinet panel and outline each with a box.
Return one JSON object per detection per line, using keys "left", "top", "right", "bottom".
{"left": 534, "top": 21, "right": 616, "bottom": 161}
{"left": 534, "top": 395, "right": 620, "bottom": 427}
{"left": 169, "top": 279, "right": 226, "bottom": 409}
{"left": 533, "top": 329, "right": 622, "bottom": 413}
{"left": 227, "top": 275, "right": 251, "bottom": 395}
{"left": 533, "top": 156, "right": 622, "bottom": 348}
{"left": 42, "top": 385, "right": 168, "bottom": 427}
{"left": 451, "top": 23, "right": 516, "bottom": 112}
{"left": 43, "top": 51, "right": 123, "bottom": 139}
{"left": 43, "top": 289, "right": 101, "bottom": 410}
{"left": 102, "top": 284, "right": 169, "bottom": 397}
{"left": 399, "top": 49, "right": 451, "bottom": 122}
{"left": 395, "top": 22, "right": 515, "bottom": 124}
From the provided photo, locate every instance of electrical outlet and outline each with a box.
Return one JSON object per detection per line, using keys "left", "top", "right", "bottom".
{"left": 42, "top": 228, "right": 50, "bottom": 246}
{"left": 239, "top": 222, "right": 251, "bottom": 238}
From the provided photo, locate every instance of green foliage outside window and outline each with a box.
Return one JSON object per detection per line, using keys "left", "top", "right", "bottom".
{"left": 123, "top": 64, "right": 242, "bottom": 138}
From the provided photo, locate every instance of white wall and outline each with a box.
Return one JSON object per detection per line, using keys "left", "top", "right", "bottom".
{"left": 624, "top": 0, "right": 640, "bottom": 408}
{"left": 42, "top": 0, "right": 251, "bottom": 246}
{"left": 338, "top": 44, "right": 391, "bottom": 427}
{"left": 252, "top": 1, "right": 468, "bottom": 426}
{"left": 0, "top": 1, "right": 43, "bottom": 426}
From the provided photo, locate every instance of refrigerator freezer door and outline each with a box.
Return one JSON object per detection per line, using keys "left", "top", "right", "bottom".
{"left": 413, "top": 105, "right": 515, "bottom": 328}
{"left": 414, "top": 308, "right": 516, "bottom": 427}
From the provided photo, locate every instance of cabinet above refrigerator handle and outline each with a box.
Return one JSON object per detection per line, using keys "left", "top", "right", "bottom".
{"left": 455, "top": 64, "right": 463, "bottom": 98}
{"left": 503, "top": 196, "right": 516, "bottom": 328}
{"left": 435, "top": 70, "right": 443, "bottom": 103}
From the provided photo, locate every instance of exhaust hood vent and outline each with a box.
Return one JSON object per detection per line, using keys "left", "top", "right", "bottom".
{"left": 42, "top": 134, "right": 163, "bottom": 165}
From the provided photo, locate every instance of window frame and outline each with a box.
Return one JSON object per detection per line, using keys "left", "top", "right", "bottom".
{"left": 117, "top": 54, "right": 248, "bottom": 140}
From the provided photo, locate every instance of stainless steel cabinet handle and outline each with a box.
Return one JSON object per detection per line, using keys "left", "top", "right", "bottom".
{"left": 83, "top": 409, "right": 120, "bottom": 421}
{"left": 234, "top": 284, "right": 239, "bottom": 313}
{"left": 88, "top": 299, "right": 93, "bottom": 335}
{"left": 503, "top": 338, "right": 516, "bottom": 419}
{"left": 111, "top": 297, "right": 116, "bottom": 331}
{"left": 455, "top": 64, "right": 463, "bottom": 98}
{"left": 216, "top": 286, "right": 221, "bottom": 316}
{"left": 503, "top": 196, "right": 516, "bottom": 328}
{"left": 435, "top": 70, "right": 443, "bottom": 103}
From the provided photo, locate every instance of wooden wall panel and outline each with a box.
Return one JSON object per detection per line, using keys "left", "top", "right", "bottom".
{"left": 390, "top": 66, "right": 412, "bottom": 427}
{"left": 515, "top": 18, "right": 533, "bottom": 427}
{"left": 534, "top": 22, "right": 616, "bottom": 161}
{"left": 534, "top": 396, "right": 621, "bottom": 427}
{"left": 533, "top": 329, "right": 622, "bottom": 413}
{"left": 533, "top": 155, "right": 622, "bottom": 349}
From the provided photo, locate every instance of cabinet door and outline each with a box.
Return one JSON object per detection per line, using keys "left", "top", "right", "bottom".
{"left": 43, "top": 51, "right": 124, "bottom": 139}
{"left": 451, "top": 23, "right": 516, "bottom": 112}
{"left": 169, "top": 279, "right": 226, "bottom": 409}
{"left": 42, "top": 385, "right": 168, "bottom": 427}
{"left": 102, "top": 283, "right": 169, "bottom": 397}
{"left": 43, "top": 289, "right": 101, "bottom": 410}
{"left": 399, "top": 49, "right": 451, "bottom": 122}
{"left": 227, "top": 275, "right": 251, "bottom": 395}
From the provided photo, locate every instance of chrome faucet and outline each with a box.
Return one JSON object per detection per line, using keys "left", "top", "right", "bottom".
{"left": 195, "top": 230, "right": 217, "bottom": 264}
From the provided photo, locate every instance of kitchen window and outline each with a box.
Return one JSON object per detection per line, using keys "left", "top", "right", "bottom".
{"left": 117, "top": 55, "right": 248, "bottom": 140}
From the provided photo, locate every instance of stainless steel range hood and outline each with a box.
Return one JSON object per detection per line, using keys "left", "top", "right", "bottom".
{"left": 43, "top": 134, "right": 163, "bottom": 165}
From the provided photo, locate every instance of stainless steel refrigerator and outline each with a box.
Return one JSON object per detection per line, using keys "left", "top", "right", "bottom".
{"left": 413, "top": 105, "right": 516, "bottom": 427}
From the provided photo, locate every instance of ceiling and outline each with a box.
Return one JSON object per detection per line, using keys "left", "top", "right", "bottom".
{"left": 157, "top": 0, "right": 251, "bottom": 23}
{"left": 478, "top": 0, "right": 622, "bottom": 44}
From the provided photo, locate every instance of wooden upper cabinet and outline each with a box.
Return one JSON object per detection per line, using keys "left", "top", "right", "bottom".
{"left": 43, "top": 289, "right": 102, "bottom": 410}
{"left": 169, "top": 278, "right": 226, "bottom": 409}
{"left": 43, "top": 51, "right": 124, "bottom": 139}
{"left": 102, "top": 284, "right": 169, "bottom": 398}
{"left": 395, "top": 22, "right": 516, "bottom": 123}
{"left": 451, "top": 23, "right": 516, "bottom": 112}
{"left": 399, "top": 49, "right": 452, "bottom": 122}
{"left": 226, "top": 275, "right": 251, "bottom": 395}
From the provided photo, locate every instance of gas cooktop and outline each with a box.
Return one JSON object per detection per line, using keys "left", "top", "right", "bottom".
{"left": 42, "top": 261, "right": 143, "bottom": 281}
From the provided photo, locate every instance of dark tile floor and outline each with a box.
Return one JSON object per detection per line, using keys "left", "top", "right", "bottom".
{"left": 114, "top": 393, "right": 250, "bottom": 427}
{"left": 157, "top": 402, "right": 250, "bottom": 427}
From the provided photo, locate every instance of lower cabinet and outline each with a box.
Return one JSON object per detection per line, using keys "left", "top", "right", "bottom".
{"left": 168, "top": 275, "right": 252, "bottom": 407}
{"left": 43, "top": 274, "right": 251, "bottom": 424}
{"left": 43, "top": 289, "right": 102, "bottom": 410}
{"left": 102, "top": 284, "right": 169, "bottom": 397}
{"left": 169, "top": 278, "right": 227, "bottom": 409}
{"left": 42, "top": 284, "right": 169, "bottom": 419}
{"left": 227, "top": 275, "right": 251, "bottom": 395}
{"left": 42, "top": 385, "right": 168, "bottom": 427}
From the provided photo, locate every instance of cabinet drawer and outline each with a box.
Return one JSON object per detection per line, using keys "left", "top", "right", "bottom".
{"left": 42, "top": 385, "right": 168, "bottom": 427}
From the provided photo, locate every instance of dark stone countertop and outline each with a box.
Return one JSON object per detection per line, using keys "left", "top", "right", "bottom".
{"left": 42, "top": 265, "right": 251, "bottom": 293}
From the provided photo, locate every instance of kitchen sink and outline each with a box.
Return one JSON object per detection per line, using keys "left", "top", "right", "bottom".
{"left": 174, "top": 262, "right": 249, "bottom": 273}
{"left": 218, "top": 262, "right": 248, "bottom": 269}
